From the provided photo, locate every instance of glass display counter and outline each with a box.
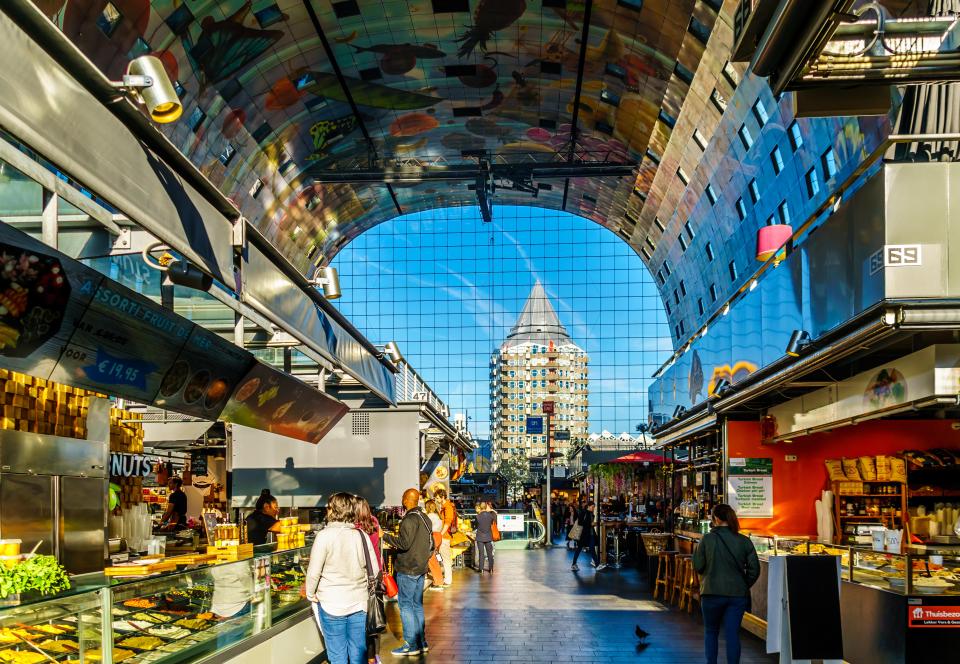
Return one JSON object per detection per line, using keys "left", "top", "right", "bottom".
{"left": 0, "top": 545, "right": 313, "bottom": 664}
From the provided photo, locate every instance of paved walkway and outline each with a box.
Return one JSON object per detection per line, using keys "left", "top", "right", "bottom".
{"left": 380, "top": 545, "right": 775, "bottom": 663}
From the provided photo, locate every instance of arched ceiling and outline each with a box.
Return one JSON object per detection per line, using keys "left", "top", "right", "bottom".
{"left": 36, "top": 0, "right": 716, "bottom": 271}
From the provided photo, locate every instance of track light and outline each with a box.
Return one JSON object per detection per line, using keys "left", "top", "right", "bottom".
{"left": 141, "top": 242, "right": 212, "bottom": 292}
{"left": 786, "top": 329, "right": 812, "bottom": 357}
{"left": 310, "top": 266, "right": 342, "bottom": 299}
{"left": 112, "top": 56, "right": 183, "bottom": 123}
{"left": 384, "top": 341, "right": 404, "bottom": 365}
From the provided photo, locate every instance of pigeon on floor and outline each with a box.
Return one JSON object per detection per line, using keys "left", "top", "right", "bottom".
{"left": 635, "top": 625, "right": 650, "bottom": 640}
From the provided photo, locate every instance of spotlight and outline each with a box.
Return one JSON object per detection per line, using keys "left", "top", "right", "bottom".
{"left": 141, "top": 242, "right": 212, "bottom": 292}
{"left": 786, "top": 329, "right": 812, "bottom": 357}
{"left": 310, "top": 266, "right": 342, "bottom": 299}
{"left": 384, "top": 341, "right": 404, "bottom": 365}
{"left": 112, "top": 56, "right": 183, "bottom": 123}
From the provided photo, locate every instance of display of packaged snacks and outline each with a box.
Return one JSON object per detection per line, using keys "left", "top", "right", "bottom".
{"left": 824, "top": 459, "right": 846, "bottom": 481}
{"left": 858, "top": 456, "right": 877, "bottom": 480}
{"left": 889, "top": 456, "right": 907, "bottom": 482}
{"left": 842, "top": 458, "right": 861, "bottom": 480}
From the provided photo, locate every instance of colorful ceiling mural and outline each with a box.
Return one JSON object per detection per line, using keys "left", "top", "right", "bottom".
{"left": 34, "top": 0, "right": 713, "bottom": 272}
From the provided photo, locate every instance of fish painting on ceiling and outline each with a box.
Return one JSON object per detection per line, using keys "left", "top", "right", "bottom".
{"left": 457, "top": 0, "right": 527, "bottom": 58}
{"left": 301, "top": 72, "right": 443, "bottom": 110}
{"left": 349, "top": 43, "right": 446, "bottom": 76}
{"left": 184, "top": 1, "right": 283, "bottom": 92}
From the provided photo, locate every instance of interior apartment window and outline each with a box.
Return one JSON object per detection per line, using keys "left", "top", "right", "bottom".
{"left": 678, "top": 234, "right": 688, "bottom": 251}
{"left": 674, "top": 61, "right": 694, "bottom": 85}
{"left": 656, "top": 269, "right": 665, "bottom": 285}
{"left": 709, "top": 283, "right": 718, "bottom": 302}
{"left": 674, "top": 290, "right": 680, "bottom": 305}
{"left": 679, "top": 319, "right": 686, "bottom": 336}
{"left": 728, "top": 260, "right": 738, "bottom": 282}
{"left": 822, "top": 147, "right": 838, "bottom": 178}
{"left": 770, "top": 146, "right": 784, "bottom": 175}
{"left": 663, "top": 261, "right": 672, "bottom": 276}
{"left": 680, "top": 280, "right": 687, "bottom": 296}
{"left": 693, "top": 128, "right": 708, "bottom": 150}
{"left": 705, "top": 242, "right": 715, "bottom": 261}
{"left": 654, "top": 216, "right": 665, "bottom": 232}
{"left": 738, "top": 124, "right": 754, "bottom": 150}
{"left": 752, "top": 98, "right": 769, "bottom": 127}
{"left": 645, "top": 149, "right": 662, "bottom": 164}
{"left": 688, "top": 16, "right": 711, "bottom": 45}
{"left": 722, "top": 61, "right": 740, "bottom": 87}
{"left": 697, "top": 298, "right": 704, "bottom": 316}
{"left": 788, "top": 121, "right": 803, "bottom": 151}
{"left": 805, "top": 167, "right": 820, "bottom": 198}
{"left": 658, "top": 109, "right": 677, "bottom": 128}
{"left": 736, "top": 197, "right": 747, "bottom": 220}
{"left": 645, "top": 236, "right": 656, "bottom": 251}
{"left": 705, "top": 184, "right": 718, "bottom": 205}
{"left": 675, "top": 325, "right": 681, "bottom": 339}
{"left": 684, "top": 221, "right": 695, "bottom": 240}
{"left": 748, "top": 178, "right": 760, "bottom": 203}
{"left": 765, "top": 214, "right": 775, "bottom": 226}
{"left": 677, "top": 167, "right": 690, "bottom": 185}
{"left": 641, "top": 246, "right": 651, "bottom": 260}
{"left": 665, "top": 300, "right": 672, "bottom": 315}
{"left": 778, "top": 200, "right": 791, "bottom": 225}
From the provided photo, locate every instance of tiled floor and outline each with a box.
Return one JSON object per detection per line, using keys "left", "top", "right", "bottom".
{"left": 379, "top": 546, "right": 776, "bottom": 663}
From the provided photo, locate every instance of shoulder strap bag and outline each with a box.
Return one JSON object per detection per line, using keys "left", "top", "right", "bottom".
{"left": 414, "top": 511, "right": 436, "bottom": 552}
{"left": 714, "top": 530, "right": 752, "bottom": 588}
{"left": 358, "top": 530, "right": 386, "bottom": 634}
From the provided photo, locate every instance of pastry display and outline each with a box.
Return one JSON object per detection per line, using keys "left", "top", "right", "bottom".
{"left": 173, "top": 618, "right": 208, "bottom": 631}
{"left": 118, "top": 636, "right": 164, "bottom": 651}
{"left": 36, "top": 638, "right": 78, "bottom": 653}
{"left": 0, "top": 650, "right": 47, "bottom": 664}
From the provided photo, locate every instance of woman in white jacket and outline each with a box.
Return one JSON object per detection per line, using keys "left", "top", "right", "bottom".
{"left": 306, "top": 492, "right": 379, "bottom": 664}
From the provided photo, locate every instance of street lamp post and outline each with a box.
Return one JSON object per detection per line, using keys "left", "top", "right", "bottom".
{"left": 543, "top": 401, "right": 555, "bottom": 546}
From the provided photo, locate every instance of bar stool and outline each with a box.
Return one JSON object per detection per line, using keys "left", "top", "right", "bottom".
{"left": 652, "top": 550, "right": 677, "bottom": 601}
{"left": 672, "top": 554, "right": 692, "bottom": 605}
{"left": 681, "top": 562, "right": 700, "bottom": 614}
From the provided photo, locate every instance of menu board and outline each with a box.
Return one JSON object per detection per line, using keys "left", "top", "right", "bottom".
{"left": 727, "top": 457, "right": 773, "bottom": 518}
{"left": 153, "top": 326, "right": 254, "bottom": 420}
{"left": 220, "top": 362, "right": 348, "bottom": 444}
{"left": 51, "top": 280, "right": 190, "bottom": 401}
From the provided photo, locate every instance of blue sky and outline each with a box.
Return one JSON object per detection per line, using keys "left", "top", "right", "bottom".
{"left": 331, "top": 205, "right": 673, "bottom": 439}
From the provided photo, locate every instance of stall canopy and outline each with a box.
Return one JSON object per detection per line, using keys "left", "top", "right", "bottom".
{"left": 611, "top": 450, "right": 666, "bottom": 464}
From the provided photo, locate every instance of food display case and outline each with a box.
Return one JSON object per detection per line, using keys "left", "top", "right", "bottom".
{"left": 0, "top": 545, "right": 317, "bottom": 664}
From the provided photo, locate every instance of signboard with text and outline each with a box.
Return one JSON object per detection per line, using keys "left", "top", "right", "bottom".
{"left": 908, "top": 605, "right": 960, "bottom": 628}
{"left": 541, "top": 401, "right": 554, "bottom": 414}
{"left": 727, "top": 457, "right": 773, "bottom": 518}
{"left": 553, "top": 430, "right": 570, "bottom": 441}
{"left": 525, "top": 416, "right": 543, "bottom": 434}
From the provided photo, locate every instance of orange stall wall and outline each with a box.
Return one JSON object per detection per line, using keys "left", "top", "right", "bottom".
{"left": 726, "top": 419, "right": 960, "bottom": 536}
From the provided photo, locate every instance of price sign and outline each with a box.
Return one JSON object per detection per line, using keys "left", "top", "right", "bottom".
{"left": 727, "top": 457, "right": 773, "bottom": 518}
{"left": 542, "top": 401, "right": 555, "bottom": 414}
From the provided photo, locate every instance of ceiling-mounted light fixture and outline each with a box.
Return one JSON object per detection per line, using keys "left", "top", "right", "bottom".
{"left": 310, "top": 266, "right": 341, "bottom": 299}
{"left": 384, "top": 341, "right": 404, "bottom": 365}
{"left": 111, "top": 55, "right": 183, "bottom": 123}
{"left": 785, "top": 329, "right": 812, "bottom": 357}
{"left": 722, "top": 303, "right": 730, "bottom": 316}
{"left": 141, "top": 242, "right": 212, "bottom": 292}
{"left": 749, "top": 278, "right": 758, "bottom": 291}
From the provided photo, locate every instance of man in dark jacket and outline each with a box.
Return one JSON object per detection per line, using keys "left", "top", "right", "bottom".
{"left": 383, "top": 488, "right": 433, "bottom": 656}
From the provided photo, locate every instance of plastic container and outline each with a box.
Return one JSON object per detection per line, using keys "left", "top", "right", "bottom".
{"left": 0, "top": 540, "right": 21, "bottom": 556}
{"left": 0, "top": 555, "right": 19, "bottom": 569}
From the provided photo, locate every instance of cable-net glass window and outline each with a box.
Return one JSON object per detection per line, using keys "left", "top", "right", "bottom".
{"left": 331, "top": 205, "right": 672, "bottom": 458}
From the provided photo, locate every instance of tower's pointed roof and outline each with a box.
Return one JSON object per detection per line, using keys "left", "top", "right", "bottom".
{"left": 503, "top": 281, "right": 571, "bottom": 348}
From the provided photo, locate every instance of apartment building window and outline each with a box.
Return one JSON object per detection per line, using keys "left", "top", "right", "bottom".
{"left": 688, "top": 16, "right": 711, "bottom": 45}
{"left": 805, "top": 167, "right": 820, "bottom": 198}
{"left": 641, "top": 246, "right": 651, "bottom": 260}
{"left": 728, "top": 260, "right": 738, "bottom": 282}
{"left": 656, "top": 269, "right": 665, "bottom": 285}
{"left": 736, "top": 197, "right": 747, "bottom": 220}
{"left": 710, "top": 88, "right": 728, "bottom": 113}
{"left": 822, "top": 147, "right": 838, "bottom": 178}
{"left": 674, "top": 61, "right": 694, "bottom": 85}
{"left": 709, "top": 283, "right": 718, "bottom": 302}
{"left": 788, "top": 121, "right": 803, "bottom": 150}
{"left": 677, "top": 167, "right": 690, "bottom": 185}
{"left": 770, "top": 146, "right": 784, "bottom": 175}
{"left": 752, "top": 98, "right": 769, "bottom": 127}
{"left": 705, "top": 184, "right": 718, "bottom": 205}
{"left": 674, "top": 290, "right": 680, "bottom": 305}
{"left": 697, "top": 298, "right": 704, "bottom": 316}
{"left": 749, "top": 179, "right": 760, "bottom": 203}
{"left": 778, "top": 200, "right": 791, "bottom": 225}
{"left": 654, "top": 216, "right": 665, "bottom": 232}
{"left": 693, "top": 128, "right": 708, "bottom": 150}
{"left": 738, "top": 124, "right": 754, "bottom": 150}
{"left": 722, "top": 61, "right": 740, "bottom": 87}
{"left": 679, "top": 234, "right": 688, "bottom": 251}
{"left": 679, "top": 319, "right": 686, "bottom": 336}
{"left": 705, "top": 241, "right": 715, "bottom": 261}
{"left": 684, "top": 221, "right": 695, "bottom": 240}
{"left": 665, "top": 300, "right": 672, "bottom": 315}
{"left": 663, "top": 261, "right": 672, "bottom": 276}
{"left": 645, "top": 236, "right": 656, "bottom": 252}
{"left": 679, "top": 280, "right": 687, "bottom": 297}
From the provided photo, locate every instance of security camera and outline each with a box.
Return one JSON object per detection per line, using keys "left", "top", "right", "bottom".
{"left": 113, "top": 55, "right": 183, "bottom": 124}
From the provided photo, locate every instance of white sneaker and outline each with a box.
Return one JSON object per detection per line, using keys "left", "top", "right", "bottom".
{"left": 596, "top": 563, "right": 608, "bottom": 571}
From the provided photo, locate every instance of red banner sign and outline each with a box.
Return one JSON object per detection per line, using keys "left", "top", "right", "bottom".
{"left": 908, "top": 605, "right": 960, "bottom": 628}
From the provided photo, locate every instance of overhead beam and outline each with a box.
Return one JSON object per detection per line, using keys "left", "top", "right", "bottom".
{"left": 301, "top": 0, "right": 402, "bottom": 215}
{"left": 312, "top": 161, "right": 636, "bottom": 184}
{"left": 562, "top": 0, "right": 594, "bottom": 211}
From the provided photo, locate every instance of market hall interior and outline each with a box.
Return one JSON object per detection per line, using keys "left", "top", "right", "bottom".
{"left": 0, "top": 1, "right": 959, "bottom": 664}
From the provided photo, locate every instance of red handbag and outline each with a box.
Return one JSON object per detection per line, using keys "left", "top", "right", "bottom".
{"left": 383, "top": 573, "right": 399, "bottom": 598}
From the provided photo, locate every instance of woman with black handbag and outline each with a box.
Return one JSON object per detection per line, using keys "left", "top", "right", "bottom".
{"left": 306, "top": 492, "right": 382, "bottom": 664}
{"left": 692, "top": 504, "right": 761, "bottom": 664}
{"left": 353, "top": 496, "right": 385, "bottom": 664}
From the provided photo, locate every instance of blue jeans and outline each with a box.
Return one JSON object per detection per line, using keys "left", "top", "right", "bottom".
{"left": 701, "top": 595, "right": 750, "bottom": 664}
{"left": 313, "top": 603, "right": 367, "bottom": 664}
{"left": 396, "top": 573, "right": 426, "bottom": 649}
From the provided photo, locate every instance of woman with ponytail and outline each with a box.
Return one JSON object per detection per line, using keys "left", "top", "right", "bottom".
{"left": 692, "top": 504, "right": 760, "bottom": 664}
{"left": 246, "top": 489, "right": 283, "bottom": 545}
